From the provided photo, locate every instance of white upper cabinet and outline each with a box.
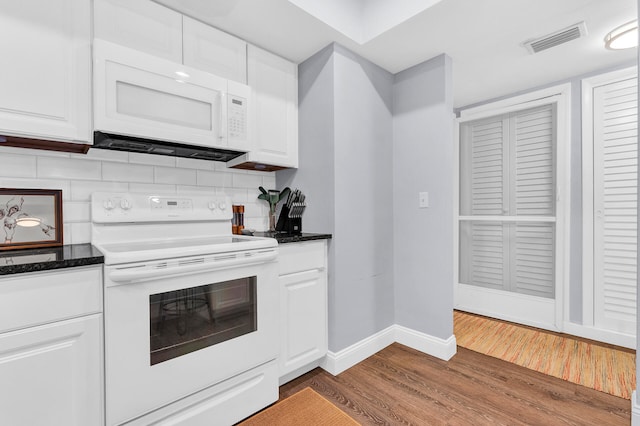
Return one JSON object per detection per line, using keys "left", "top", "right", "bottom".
{"left": 94, "top": 0, "right": 247, "bottom": 85}
{"left": 227, "top": 45, "right": 299, "bottom": 170}
{"left": 0, "top": 0, "right": 91, "bottom": 144}
{"left": 94, "top": 0, "right": 183, "bottom": 63}
{"left": 183, "top": 16, "right": 247, "bottom": 84}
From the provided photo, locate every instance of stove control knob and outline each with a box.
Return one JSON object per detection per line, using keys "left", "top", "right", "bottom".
{"left": 120, "top": 198, "right": 132, "bottom": 210}
{"left": 103, "top": 199, "right": 114, "bottom": 211}
{"left": 218, "top": 201, "right": 227, "bottom": 211}
{"left": 208, "top": 201, "right": 217, "bottom": 211}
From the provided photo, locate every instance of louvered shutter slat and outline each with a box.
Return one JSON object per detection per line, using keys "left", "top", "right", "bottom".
{"left": 593, "top": 76, "right": 638, "bottom": 333}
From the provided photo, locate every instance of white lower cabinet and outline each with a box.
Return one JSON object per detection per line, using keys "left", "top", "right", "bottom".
{"left": 0, "top": 267, "right": 103, "bottom": 426}
{"left": 278, "top": 241, "right": 328, "bottom": 384}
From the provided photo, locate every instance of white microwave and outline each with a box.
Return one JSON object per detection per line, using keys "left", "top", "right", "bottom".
{"left": 93, "top": 39, "right": 250, "bottom": 152}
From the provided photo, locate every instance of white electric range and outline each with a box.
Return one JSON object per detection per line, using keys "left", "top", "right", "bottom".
{"left": 91, "top": 192, "right": 279, "bottom": 426}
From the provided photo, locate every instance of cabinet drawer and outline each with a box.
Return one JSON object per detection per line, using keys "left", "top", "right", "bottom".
{"left": 0, "top": 267, "right": 102, "bottom": 333}
{"left": 278, "top": 241, "right": 326, "bottom": 276}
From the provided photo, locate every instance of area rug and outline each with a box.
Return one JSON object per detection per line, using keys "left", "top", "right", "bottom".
{"left": 454, "top": 310, "right": 636, "bottom": 399}
{"left": 238, "top": 387, "right": 360, "bottom": 425}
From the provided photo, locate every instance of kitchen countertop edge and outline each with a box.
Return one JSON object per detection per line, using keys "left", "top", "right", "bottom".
{"left": 253, "top": 232, "right": 332, "bottom": 244}
{"left": 0, "top": 243, "right": 104, "bottom": 276}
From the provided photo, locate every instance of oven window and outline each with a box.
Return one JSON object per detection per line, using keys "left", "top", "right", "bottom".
{"left": 149, "top": 277, "right": 257, "bottom": 365}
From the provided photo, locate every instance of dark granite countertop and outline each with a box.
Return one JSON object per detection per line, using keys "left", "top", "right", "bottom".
{"left": 0, "top": 243, "right": 104, "bottom": 276}
{"left": 253, "top": 232, "right": 332, "bottom": 244}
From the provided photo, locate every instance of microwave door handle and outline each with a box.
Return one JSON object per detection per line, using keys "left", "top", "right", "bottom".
{"left": 219, "top": 91, "right": 227, "bottom": 143}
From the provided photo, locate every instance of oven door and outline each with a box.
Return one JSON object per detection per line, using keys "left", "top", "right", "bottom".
{"left": 104, "top": 256, "right": 278, "bottom": 425}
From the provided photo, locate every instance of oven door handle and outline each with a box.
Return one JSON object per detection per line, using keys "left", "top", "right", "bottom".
{"left": 108, "top": 249, "right": 277, "bottom": 283}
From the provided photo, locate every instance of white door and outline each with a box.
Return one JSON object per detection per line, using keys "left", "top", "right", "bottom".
{"left": 456, "top": 87, "right": 569, "bottom": 331}
{"left": 584, "top": 70, "right": 637, "bottom": 339}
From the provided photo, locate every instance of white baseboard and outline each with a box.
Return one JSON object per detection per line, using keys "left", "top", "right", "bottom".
{"left": 632, "top": 391, "right": 640, "bottom": 426}
{"left": 321, "top": 326, "right": 396, "bottom": 376}
{"left": 395, "top": 325, "right": 457, "bottom": 361}
{"left": 320, "top": 325, "right": 457, "bottom": 376}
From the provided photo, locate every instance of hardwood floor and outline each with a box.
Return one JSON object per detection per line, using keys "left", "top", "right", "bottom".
{"left": 279, "top": 343, "right": 631, "bottom": 425}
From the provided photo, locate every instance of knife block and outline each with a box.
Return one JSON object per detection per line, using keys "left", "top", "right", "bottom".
{"left": 276, "top": 205, "right": 302, "bottom": 235}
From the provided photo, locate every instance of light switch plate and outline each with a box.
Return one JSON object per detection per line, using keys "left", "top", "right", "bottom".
{"left": 419, "top": 192, "right": 429, "bottom": 208}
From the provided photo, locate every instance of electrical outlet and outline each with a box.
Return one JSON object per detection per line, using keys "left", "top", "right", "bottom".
{"left": 419, "top": 192, "right": 429, "bottom": 208}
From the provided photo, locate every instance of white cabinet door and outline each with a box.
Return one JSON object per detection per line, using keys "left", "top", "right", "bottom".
{"left": 228, "top": 45, "right": 298, "bottom": 169}
{"left": 183, "top": 16, "right": 247, "bottom": 84}
{"left": 94, "top": 0, "right": 183, "bottom": 62}
{"left": 94, "top": 40, "right": 230, "bottom": 149}
{"left": 0, "top": 0, "right": 90, "bottom": 143}
{"left": 0, "top": 315, "right": 103, "bottom": 426}
{"left": 280, "top": 268, "right": 327, "bottom": 377}
{"left": 278, "top": 241, "right": 327, "bottom": 381}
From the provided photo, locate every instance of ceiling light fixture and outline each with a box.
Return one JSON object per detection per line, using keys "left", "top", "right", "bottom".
{"left": 16, "top": 217, "right": 42, "bottom": 227}
{"left": 604, "top": 20, "right": 639, "bottom": 50}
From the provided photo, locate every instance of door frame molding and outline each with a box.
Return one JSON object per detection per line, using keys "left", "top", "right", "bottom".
{"left": 581, "top": 66, "right": 637, "bottom": 348}
{"left": 455, "top": 83, "right": 571, "bottom": 332}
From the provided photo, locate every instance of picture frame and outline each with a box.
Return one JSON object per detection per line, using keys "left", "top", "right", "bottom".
{"left": 0, "top": 189, "right": 63, "bottom": 250}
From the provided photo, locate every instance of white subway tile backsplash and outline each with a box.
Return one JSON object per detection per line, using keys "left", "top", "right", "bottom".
{"left": 63, "top": 201, "right": 91, "bottom": 223}
{"left": 214, "top": 162, "right": 233, "bottom": 172}
{"left": 228, "top": 188, "right": 249, "bottom": 204}
{"left": 0, "top": 153, "right": 37, "bottom": 178}
{"left": 176, "top": 157, "right": 216, "bottom": 170}
{"left": 245, "top": 217, "right": 266, "bottom": 231}
{"left": 197, "top": 170, "right": 233, "bottom": 187}
{"left": 63, "top": 225, "right": 72, "bottom": 246}
{"left": 102, "top": 162, "right": 154, "bottom": 183}
{"left": 262, "top": 174, "right": 276, "bottom": 188}
{"left": 69, "top": 222, "right": 91, "bottom": 244}
{"left": 0, "top": 178, "right": 72, "bottom": 200}
{"left": 129, "top": 152, "right": 176, "bottom": 167}
{"left": 70, "top": 181, "right": 129, "bottom": 201}
{"left": 233, "top": 173, "right": 263, "bottom": 189}
{"left": 0, "top": 145, "right": 71, "bottom": 158}
{"left": 128, "top": 183, "right": 176, "bottom": 194}
{"left": 244, "top": 202, "right": 264, "bottom": 218}
{"left": 0, "top": 148, "right": 275, "bottom": 236}
{"left": 38, "top": 157, "right": 102, "bottom": 180}
{"left": 78, "top": 148, "right": 129, "bottom": 163}
{"left": 177, "top": 185, "right": 216, "bottom": 194}
{"left": 154, "top": 166, "right": 196, "bottom": 185}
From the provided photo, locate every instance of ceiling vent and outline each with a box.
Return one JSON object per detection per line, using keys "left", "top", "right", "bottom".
{"left": 523, "top": 22, "right": 587, "bottom": 54}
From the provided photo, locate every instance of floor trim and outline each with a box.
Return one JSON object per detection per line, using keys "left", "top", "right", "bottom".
{"left": 321, "top": 325, "right": 456, "bottom": 376}
{"left": 395, "top": 325, "right": 457, "bottom": 361}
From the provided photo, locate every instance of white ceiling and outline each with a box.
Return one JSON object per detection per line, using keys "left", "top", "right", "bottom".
{"left": 154, "top": 0, "right": 637, "bottom": 108}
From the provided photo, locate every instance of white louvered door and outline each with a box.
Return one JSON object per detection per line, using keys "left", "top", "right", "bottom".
{"left": 458, "top": 103, "right": 559, "bottom": 329}
{"left": 592, "top": 76, "right": 637, "bottom": 336}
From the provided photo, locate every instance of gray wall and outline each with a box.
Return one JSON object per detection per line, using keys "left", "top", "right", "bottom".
{"left": 392, "top": 55, "right": 455, "bottom": 339}
{"left": 278, "top": 43, "right": 396, "bottom": 352}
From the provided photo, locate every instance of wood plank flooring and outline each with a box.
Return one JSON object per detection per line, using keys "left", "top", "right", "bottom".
{"left": 279, "top": 343, "right": 630, "bottom": 425}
